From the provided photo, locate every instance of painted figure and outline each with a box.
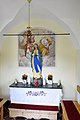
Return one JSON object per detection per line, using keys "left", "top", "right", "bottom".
{"left": 31, "top": 44, "right": 42, "bottom": 78}
{"left": 39, "top": 38, "right": 52, "bottom": 56}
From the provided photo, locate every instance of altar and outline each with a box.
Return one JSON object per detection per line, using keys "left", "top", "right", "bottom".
{"left": 9, "top": 82, "right": 62, "bottom": 106}
{"left": 9, "top": 82, "right": 63, "bottom": 119}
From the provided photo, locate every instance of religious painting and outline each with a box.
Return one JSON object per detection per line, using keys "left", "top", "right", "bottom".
{"left": 18, "top": 27, "right": 55, "bottom": 67}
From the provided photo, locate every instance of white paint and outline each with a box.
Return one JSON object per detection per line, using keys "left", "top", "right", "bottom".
{"left": 0, "top": 20, "right": 77, "bottom": 100}
{"left": 0, "top": 53, "right": 1, "bottom": 95}
{"left": 76, "top": 50, "right": 80, "bottom": 85}
{"left": 0, "top": 0, "right": 79, "bottom": 100}
{"left": 0, "top": 0, "right": 80, "bottom": 48}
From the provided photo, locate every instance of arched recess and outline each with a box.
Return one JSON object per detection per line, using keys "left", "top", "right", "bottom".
{"left": 0, "top": 1, "right": 79, "bottom": 50}
{"left": 0, "top": 1, "right": 78, "bottom": 100}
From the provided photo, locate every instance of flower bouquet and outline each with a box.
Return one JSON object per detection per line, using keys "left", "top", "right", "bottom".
{"left": 22, "top": 74, "right": 28, "bottom": 84}
{"left": 46, "top": 74, "right": 53, "bottom": 85}
{"left": 48, "top": 74, "right": 53, "bottom": 80}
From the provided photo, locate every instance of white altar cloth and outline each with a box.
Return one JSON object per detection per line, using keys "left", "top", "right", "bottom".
{"left": 10, "top": 87, "right": 62, "bottom": 106}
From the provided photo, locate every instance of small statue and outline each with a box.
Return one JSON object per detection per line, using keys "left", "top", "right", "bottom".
{"left": 31, "top": 43, "right": 43, "bottom": 86}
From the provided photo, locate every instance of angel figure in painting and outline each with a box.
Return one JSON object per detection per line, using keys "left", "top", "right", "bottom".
{"left": 31, "top": 43, "right": 42, "bottom": 78}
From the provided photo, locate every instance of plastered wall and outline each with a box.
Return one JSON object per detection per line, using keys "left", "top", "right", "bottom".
{"left": 0, "top": 19, "right": 77, "bottom": 100}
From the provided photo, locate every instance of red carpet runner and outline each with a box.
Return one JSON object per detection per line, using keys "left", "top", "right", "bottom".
{"left": 63, "top": 101, "right": 80, "bottom": 120}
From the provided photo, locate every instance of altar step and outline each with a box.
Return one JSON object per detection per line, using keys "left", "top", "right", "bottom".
{"left": 9, "top": 103, "right": 58, "bottom": 120}
{"left": 62, "top": 101, "right": 80, "bottom": 120}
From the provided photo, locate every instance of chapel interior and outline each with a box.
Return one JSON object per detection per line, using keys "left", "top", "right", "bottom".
{"left": 0, "top": 0, "right": 80, "bottom": 120}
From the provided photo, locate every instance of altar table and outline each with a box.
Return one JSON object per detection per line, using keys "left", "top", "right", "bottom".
{"left": 9, "top": 82, "right": 63, "bottom": 106}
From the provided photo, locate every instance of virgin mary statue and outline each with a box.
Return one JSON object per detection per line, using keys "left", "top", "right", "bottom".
{"left": 31, "top": 43, "right": 42, "bottom": 79}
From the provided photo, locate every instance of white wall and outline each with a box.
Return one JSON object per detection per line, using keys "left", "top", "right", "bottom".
{"left": 0, "top": 18, "right": 77, "bottom": 100}
{"left": 0, "top": 2, "right": 79, "bottom": 100}
{"left": 0, "top": 53, "right": 1, "bottom": 95}
{"left": 76, "top": 50, "right": 80, "bottom": 85}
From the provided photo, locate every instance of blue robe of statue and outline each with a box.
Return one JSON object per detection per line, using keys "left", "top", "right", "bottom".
{"left": 31, "top": 47, "right": 42, "bottom": 78}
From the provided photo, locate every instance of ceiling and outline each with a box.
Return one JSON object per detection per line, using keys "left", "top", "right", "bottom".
{"left": 0, "top": 0, "right": 80, "bottom": 49}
